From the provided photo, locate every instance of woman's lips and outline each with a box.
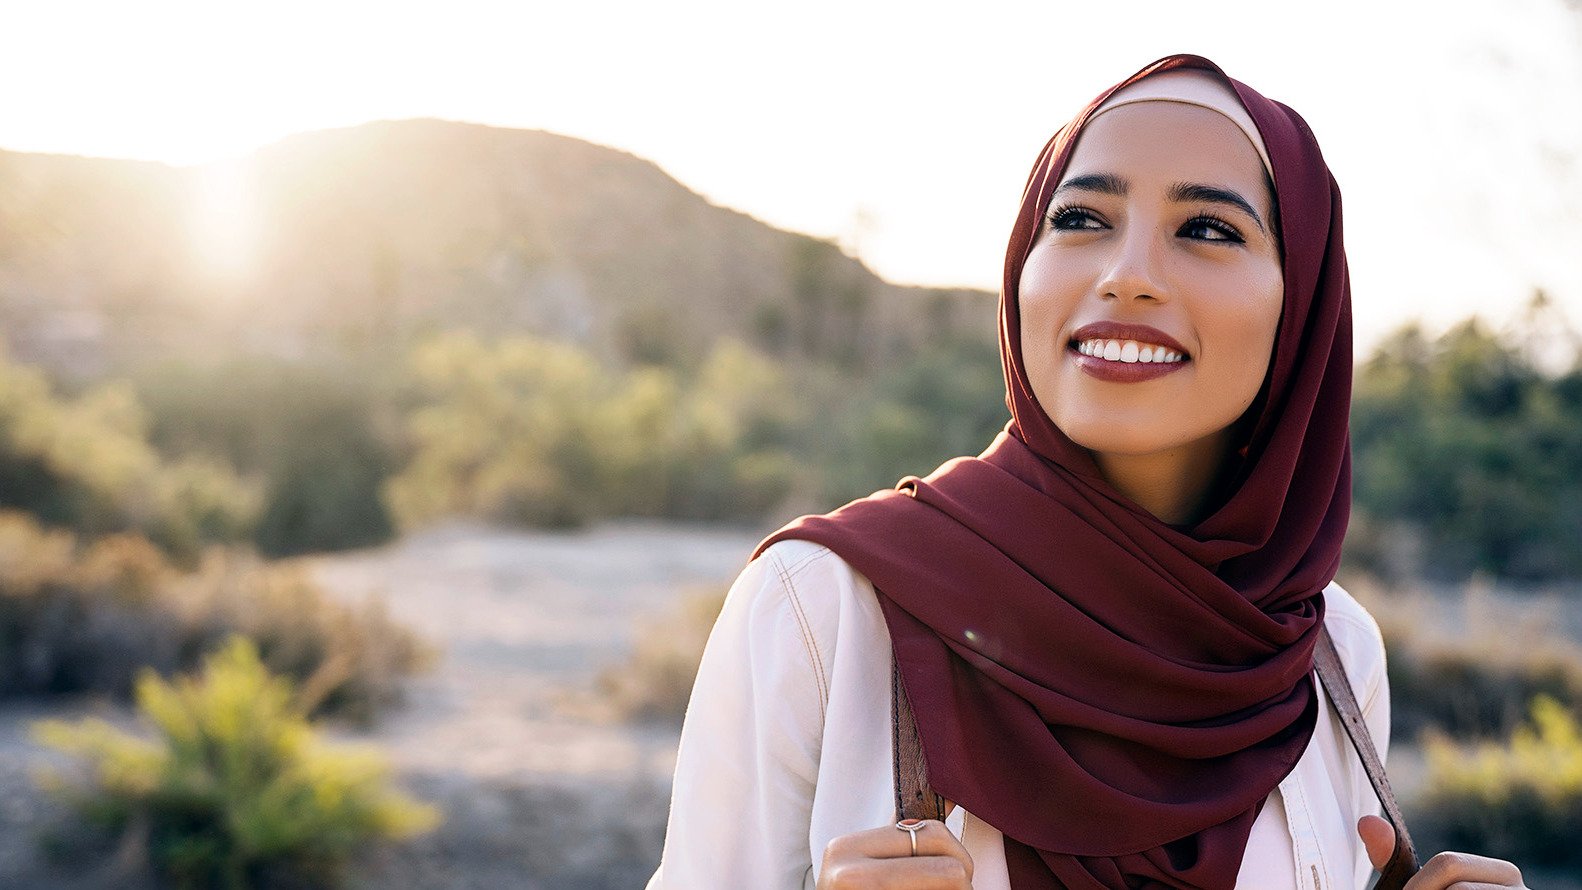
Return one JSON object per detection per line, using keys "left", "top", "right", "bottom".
{"left": 1068, "top": 342, "right": 1190, "bottom": 382}
{"left": 1066, "top": 321, "right": 1192, "bottom": 383}
{"left": 1070, "top": 322, "right": 1190, "bottom": 357}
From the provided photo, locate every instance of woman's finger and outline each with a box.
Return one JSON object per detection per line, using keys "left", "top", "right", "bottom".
{"left": 828, "top": 819, "right": 971, "bottom": 867}
{"left": 819, "top": 819, "right": 974, "bottom": 888}
{"left": 820, "top": 853, "right": 973, "bottom": 889}
{"left": 1356, "top": 814, "right": 1395, "bottom": 871}
{"left": 1405, "top": 850, "right": 1525, "bottom": 888}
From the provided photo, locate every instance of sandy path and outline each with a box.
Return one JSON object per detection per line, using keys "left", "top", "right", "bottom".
{"left": 306, "top": 520, "right": 759, "bottom": 783}
{"left": 306, "top": 520, "right": 763, "bottom": 889}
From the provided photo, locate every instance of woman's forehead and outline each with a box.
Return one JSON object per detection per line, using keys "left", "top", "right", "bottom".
{"left": 1061, "top": 102, "right": 1270, "bottom": 200}
{"left": 1087, "top": 68, "right": 1272, "bottom": 181}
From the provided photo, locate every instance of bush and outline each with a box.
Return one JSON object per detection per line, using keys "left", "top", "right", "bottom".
{"left": 33, "top": 637, "right": 440, "bottom": 889}
{"left": 132, "top": 356, "right": 401, "bottom": 558}
{"left": 387, "top": 332, "right": 799, "bottom": 529}
{"left": 0, "top": 509, "right": 428, "bottom": 723}
{"left": 812, "top": 334, "right": 1007, "bottom": 504}
{"left": 1341, "top": 572, "right": 1582, "bottom": 740}
{"left": 599, "top": 587, "right": 726, "bottom": 724}
{"left": 1387, "top": 634, "right": 1582, "bottom": 740}
{"left": 0, "top": 347, "right": 260, "bottom": 565}
{"left": 1412, "top": 695, "right": 1582, "bottom": 872}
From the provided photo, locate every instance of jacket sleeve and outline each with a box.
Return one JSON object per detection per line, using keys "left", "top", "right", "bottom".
{"left": 646, "top": 546, "right": 827, "bottom": 889}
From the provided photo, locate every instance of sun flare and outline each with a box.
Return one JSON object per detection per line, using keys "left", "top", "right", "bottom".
{"left": 186, "top": 158, "right": 261, "bottom": 291}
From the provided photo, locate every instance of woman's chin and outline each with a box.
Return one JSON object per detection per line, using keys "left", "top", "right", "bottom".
{"left": 1060, "top": 423, "right": 1224, "bottom": 462}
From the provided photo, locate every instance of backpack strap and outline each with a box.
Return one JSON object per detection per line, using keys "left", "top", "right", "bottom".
{"left": 890, "top": 626, "right": 1420, "bottom": 887}
{"left": 892, "top": 659, "right": 945, "bottom": 822}
{"left": 1312, "top": 626, "right": 1420, "bottom": 889}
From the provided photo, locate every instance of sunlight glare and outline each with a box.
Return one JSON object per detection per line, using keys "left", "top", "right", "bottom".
{"left": 186, "top": 157, "right": 261, "bottom": 292}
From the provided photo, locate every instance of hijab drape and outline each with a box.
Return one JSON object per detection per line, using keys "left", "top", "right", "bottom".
{"left": 756, "top": 54, "right": 1353, "bottom": 889}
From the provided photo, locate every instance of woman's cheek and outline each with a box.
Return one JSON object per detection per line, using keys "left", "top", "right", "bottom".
{"left": 1218, "top": 277, "right": 1284, "bottom": 409}
{"left": 1016, "top": 267, "right": 1076, "bottom": 395}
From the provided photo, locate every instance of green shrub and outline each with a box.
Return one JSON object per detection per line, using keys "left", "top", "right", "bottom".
{"left": 387, "top": 332, "right": 799, "bottom": 529}
{"left": 1412, "top": 695, "right": 1582, "bottom": 871}
{"left": 0, "top": 347, "right": 260, "bottom": 565}
{"left": 599, "top": 587, "right": 726, "bottom": 724}
{"left": 33, "top": 637, "right": 440, "bottom": 889}
{"left": 132, "top": 356, "right": 400, "bottom": 557}
{"left": 0, "top": 509, "right": 429, "bottom": 723}
{"left": 809, "top": 334, "right": 1007, "bottom": 505}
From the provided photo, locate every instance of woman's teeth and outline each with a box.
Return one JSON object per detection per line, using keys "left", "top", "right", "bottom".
{"left": 1075, "top": 339, "right": 1185, "bottom": 364}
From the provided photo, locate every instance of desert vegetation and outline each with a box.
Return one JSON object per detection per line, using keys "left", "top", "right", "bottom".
{"left": 33, "top": 638, "right": 439, "bottom": 889}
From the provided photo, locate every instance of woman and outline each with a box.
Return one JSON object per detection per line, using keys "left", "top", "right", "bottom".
{"left": 646, "top": 55, "right": 1528, "bottom": 889}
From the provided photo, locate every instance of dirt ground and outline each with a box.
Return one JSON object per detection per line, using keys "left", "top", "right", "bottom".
{"left": 0, "top": 520, "right": 765, "bottom": 889}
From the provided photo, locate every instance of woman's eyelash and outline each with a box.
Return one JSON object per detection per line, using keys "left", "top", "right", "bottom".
{"left": 1182, "top": 214, "right": 1245, "bottom": 243}
{"left": 1042, "top": 206, "right": 1246, "bottom": 244}
{"left": 1044, "top": 204, "right": 1101, "bottom": 229}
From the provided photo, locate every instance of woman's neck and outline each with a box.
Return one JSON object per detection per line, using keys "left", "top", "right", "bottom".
{"left": 1091, "top": 429, "right": 1234, "bottom": 527}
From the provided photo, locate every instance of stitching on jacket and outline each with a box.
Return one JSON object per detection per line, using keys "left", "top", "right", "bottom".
{"left": 1289, "top": 762, "right": 1316, "bottom": 880}
{"left": 1274, "top": 781, "right": 1309, "bottom": 890}
{"left": 778, "top": 543, "right": 832, "bottom": 579}
{"left": 1290, "top": 744, "right": 1337, "bottom": 890}
{"left": 772, "top": 550, "right": 830, "bottom": 715}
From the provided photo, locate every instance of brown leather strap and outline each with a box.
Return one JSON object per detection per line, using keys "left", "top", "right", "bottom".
{"left": 889, "top": 627, "right": 1419, "bottom": 885}
{"left": 892, "top": 660, "right": 945, "bottom": 822}
{"left": 1312, "top": 626, "right": 1420, "bottom": 889}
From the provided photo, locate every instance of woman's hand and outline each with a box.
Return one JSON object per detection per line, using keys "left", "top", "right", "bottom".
{"left": 817, "top": 818, "right": 974, "bottom": 889}
{"left": 1357, "top": 815, "right": 1527, "bottom": 888}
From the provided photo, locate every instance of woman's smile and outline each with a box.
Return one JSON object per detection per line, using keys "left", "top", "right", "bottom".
{"left": 1067, "top": 320, "right": 1192, "bottom": 382}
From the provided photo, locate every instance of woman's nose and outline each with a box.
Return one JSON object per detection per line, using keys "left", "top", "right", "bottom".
{"left": 1096, "top": 226, "right": 1167, "bottom": 304}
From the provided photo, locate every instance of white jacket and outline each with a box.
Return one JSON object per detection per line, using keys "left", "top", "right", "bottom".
{"left": 648, "top": 539, "right": 1391, "bottom": 889}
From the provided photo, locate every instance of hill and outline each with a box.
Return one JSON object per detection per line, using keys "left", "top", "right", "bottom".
{"left": 0, "top": 119, "right": 995, "bottom": 380}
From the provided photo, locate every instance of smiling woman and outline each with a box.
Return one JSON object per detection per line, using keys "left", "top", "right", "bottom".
{"left": 646, "top": 54, "right": 1530, "bottom": 890}
{"left": 1019, "top": 90, "right": 1285, "bottom": 527}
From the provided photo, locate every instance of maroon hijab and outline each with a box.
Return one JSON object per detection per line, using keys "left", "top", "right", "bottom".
{"left": 756, "top": 54, "right": 1353, "bottom": 889}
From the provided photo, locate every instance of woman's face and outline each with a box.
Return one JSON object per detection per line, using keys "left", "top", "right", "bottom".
{"left": 1018, "top": 101, "right": 1283, "bottom": 463}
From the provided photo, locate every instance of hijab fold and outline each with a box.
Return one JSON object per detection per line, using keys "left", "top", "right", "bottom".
{"left": 757, "top": 54, "right": 1353, "bottom": 890}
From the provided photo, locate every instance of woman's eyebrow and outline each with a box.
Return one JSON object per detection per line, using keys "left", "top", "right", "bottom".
{"left": 1169, "top": 182, "right": 1266, "bottom": 233}
{"left": 1051, "top": 173, "right": 1127, "bottom": 198}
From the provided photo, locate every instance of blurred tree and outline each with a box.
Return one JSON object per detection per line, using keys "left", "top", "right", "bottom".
{"left": 0, "top": 347, "right": 257, "bottom": 563}
{"left": 386, "top": 333, "right": 801, "bottom": 530}
{"left": 132, "top": 356, "right": 399, "bottom": 557}
{"left": 1350, "top": 295, "right": 1582, "bottom": 580}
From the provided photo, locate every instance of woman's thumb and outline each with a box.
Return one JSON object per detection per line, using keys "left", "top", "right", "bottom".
{"left": 1356, "top": 815, "right": 1396, "bottom": 871}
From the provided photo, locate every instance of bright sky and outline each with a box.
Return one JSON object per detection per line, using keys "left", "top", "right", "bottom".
{"left": 2, "top": 0, "right": 1579, "bottom": 356}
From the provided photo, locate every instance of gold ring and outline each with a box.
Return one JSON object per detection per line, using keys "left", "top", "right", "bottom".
{"left": 895, "top": 818, "right": 925, "bottom": 856}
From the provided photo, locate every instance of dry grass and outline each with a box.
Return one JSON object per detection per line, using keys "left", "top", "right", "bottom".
{"left": 0, "top": 509, "right": 430, "bottom": 724}
{"left": 597, "top": 586, "right": 726, "bottom": 725}
{"left": 1341, "top": 571, "right": 1582, "bottom": 740}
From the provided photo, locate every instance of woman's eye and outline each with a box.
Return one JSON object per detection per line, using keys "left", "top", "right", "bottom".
{"left": 1046, "top": 206, "right": 1105, "bottom": 230}
{"left": 1179, "top": 216, "right": 1245, "bottom": 243}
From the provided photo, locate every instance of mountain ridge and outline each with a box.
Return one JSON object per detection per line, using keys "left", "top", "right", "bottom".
{"left": 0, "top": 117, "right": 995, "bottom": 380}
